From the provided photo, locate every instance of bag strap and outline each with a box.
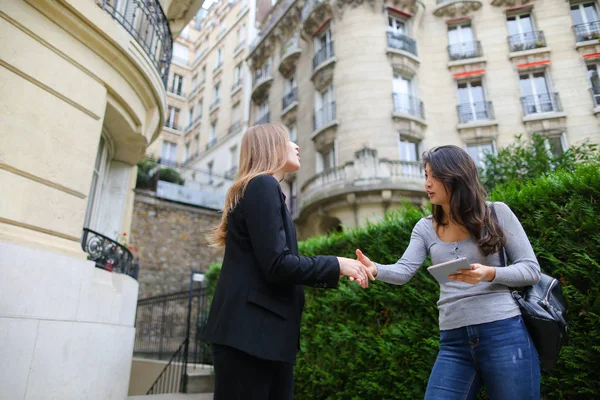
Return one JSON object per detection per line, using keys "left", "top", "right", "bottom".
{"left": 489, "top": 203, "right": 507, "bottom": 268}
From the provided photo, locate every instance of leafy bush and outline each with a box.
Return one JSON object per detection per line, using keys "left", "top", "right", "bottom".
{"left": 480, "top": 134, "right": 598, "bottom": 191}
{"left": 135, "top": 157, "right": 184, "bottom": 188}
{"left": 204, "top": 164, "right": 600, "bottom": 399}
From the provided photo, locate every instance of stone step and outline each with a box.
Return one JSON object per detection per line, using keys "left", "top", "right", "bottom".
{"left": 128, "top": 393, "right": 213, "bottom": 400}
{"left": 186, "top": 366, "right": 214, "bottom": 394}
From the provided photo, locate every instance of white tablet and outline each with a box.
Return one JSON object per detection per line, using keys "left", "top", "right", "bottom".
{"left": 427, "top": 257, "right": 470, "bottom": 284}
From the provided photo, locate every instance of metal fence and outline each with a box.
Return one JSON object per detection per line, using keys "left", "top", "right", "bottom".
{"left": 386, "top": 32, "right": 417, "bottom": 56}
{"left": 133, "top": 286, "right": 212, "bottom": 366}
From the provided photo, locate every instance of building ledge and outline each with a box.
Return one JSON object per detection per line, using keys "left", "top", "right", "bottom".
{"left": 523, "top": 112, "right": 567, "bottom": 123}
{"left": 311, "top": 57, "right": 337, "bottom": 81}
{"left": 457, "top": 119, "right": 498, "bottom": 130}
{"left": 386, "top": 48, "right": 421, "bottom": 64}
{"left": 508, "top": 46, "right": 551, "bottom": 59}
{"left": 281, "top": 101, "right": 299, "bottom": 118}
{"left": 576, "top": 39, "right": 600, "bottom": 49}
{"left": 448, "top": 56, "right": 486, "bottom": 68}
{"left": 231, "top": 84, "right": 243, "bottom": 96}
{"left": 311, "top": 120, "right": 339, "bottom": 140}
{"left": 392, "top": 112, "right": 427, "bottom": 127}
{"left": 594, "top": 106, "right": 600, "bottom": 114}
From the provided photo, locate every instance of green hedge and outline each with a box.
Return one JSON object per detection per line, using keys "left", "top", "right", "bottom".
{"left": 204, "top": 163, "right": 600, "bottom": 399}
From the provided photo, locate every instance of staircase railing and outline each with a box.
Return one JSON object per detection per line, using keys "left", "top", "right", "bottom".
{"left": 146, "top": 338, "right": 188, "bottom": 394}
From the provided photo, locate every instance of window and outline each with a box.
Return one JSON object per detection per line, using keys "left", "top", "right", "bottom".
{"left": 216, "top": 47, "right": 224, "bottom": 67}
{"left": 507, "top": 13, "right": 536, "bottom": 50}
{"left": 84, "top": 136, "right": 110, "bottom": 231}
{"left": 180, "top": 26, "right": 190, "bottom": 39}
{"left": 210, "top": 123, "right": 217, "bottom": 142}
{"left": 198, "top": 100, "right": 203, "bottom": 117}
{"left": 166, "top": 106, "right": 180, "bottom": 129}
{"left": 588, "top": 63, "right": 600, "bottom": 106}
{"left": 229, "top": 145, "right": 238, "bottom": 169}
{"left": 234, "top": 63, "right": 243, "bottom": 86}
{"left": 214, "top": 84, "right": 220, "bottom": 104}
{"left": 316, "top": 142, "right": 337, "bottom": 173}
{"left": 232, "top": 103, "right": 242, "bottom": 124}
{"left": 256, "top": 100, "right": 270, "bottom": 123}
{"left": 236, "top": 24, "right": 246, "bottom": 45}
{"left": 467, "top": 142, "right": 496, "bottom": 169}
{"left": 392, "top": 73, "right": 419, "bottom": 115}
{"left": 201, "top": 66, "right": 207, "bottom": 82}
{"left": 171, "top": 73, "right": 184, "bottom": 96}
{"left": 285, "top": 75, "right": 296, "bottom": 93}
{"left": 447, "top": 23, "right": 477, "bottom": 59}
{"left": 519, "top": 72, "right": 556, "bottom": 114}
{"left": 543, "top": 133, "right": 568, "bottom": 157}
{"left": 387, "top": 14, "right": 406, "bottom": 35}
{"left": 288, "top": 178, "right": 297, "bottom": 215}
{"left": 195, "top": 134, "right": 200, "bottom": 153}
{"left": 314, "top": 85, "right": 335, "bottom": 129}
{"left": 571, "top": 2, "right": 599, "bottom": 26}
{"left": 173, "top": 43, "right": 189, "bottom": 64}
{"left": 288, "top": 124, "right": 297, "bottom": 143}
{"left": 207, "top": 160, "right": 214, "bottom": 184}
{"left": 184, "top": 143, "right": 190, "bottom": 162}
{"left": 192, "top": 73, "right": 198, "bottom": 88}
{"left": 188, "top": 106, "right": 194, "bottom": 124}
{"left": 398, "top": 137, "right": 421, "bottom": 175}
{"left": 161, "top": 140, "right": 177, "bottom": 164}
{"left": 315, "top": 28, "right": 332, "bottom": 53}
{"left": 457, "top": 80, "right": 491, "bottom": 122}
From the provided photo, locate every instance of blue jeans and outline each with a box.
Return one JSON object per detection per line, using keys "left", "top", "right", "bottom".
{"left": 425, "top": 315, "right": 540, "bottom": 400}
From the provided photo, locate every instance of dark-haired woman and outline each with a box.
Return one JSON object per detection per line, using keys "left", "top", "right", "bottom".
{"left": 357, "top": 145, "right": 541, "bottom": 399}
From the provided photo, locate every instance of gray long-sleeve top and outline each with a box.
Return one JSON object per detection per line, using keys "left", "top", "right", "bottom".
{"left": 376, "top": 202, "right": 541, "bottom": 331}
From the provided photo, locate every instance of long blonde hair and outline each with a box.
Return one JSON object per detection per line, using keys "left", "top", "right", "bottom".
{"left": 209, "top": 123, "right": 290, "bottom": 247}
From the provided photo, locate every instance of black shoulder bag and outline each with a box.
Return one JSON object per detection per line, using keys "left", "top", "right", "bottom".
{"left": 491, "top": 204, "right": 568, "bottom": 371}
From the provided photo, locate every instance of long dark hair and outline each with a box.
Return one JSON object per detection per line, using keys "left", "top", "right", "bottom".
{"left": 422, "top": 145, "right": 505, "bottom": 256}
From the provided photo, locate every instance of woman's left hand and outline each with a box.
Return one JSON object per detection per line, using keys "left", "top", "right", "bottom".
{"left": 449, "top": 263, "right": 496, "bottom": 284}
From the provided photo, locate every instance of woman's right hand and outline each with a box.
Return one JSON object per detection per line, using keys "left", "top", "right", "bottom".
{"left": 337, "top": 257, "right": 374, "bottom": 288}
{"left": 356, "top": 249, "right": 378, "bottom": 278}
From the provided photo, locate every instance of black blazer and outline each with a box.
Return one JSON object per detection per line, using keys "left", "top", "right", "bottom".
{"left": 201, "top": 174, "right": 340, "bottom": 364}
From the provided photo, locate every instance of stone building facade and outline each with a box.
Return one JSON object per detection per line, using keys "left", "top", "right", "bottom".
{"left": 131, "top": 190, "right": 224, "bottom": 298}
{"left": 247, "top": 0, "right": 600, "bottom": 238}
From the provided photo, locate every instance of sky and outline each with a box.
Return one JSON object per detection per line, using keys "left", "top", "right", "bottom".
{"left": 202, "top": 0, "right": 217, "bottom": 9}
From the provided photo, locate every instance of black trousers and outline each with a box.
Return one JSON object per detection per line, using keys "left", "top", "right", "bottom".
{"left": 212, "top": 343, "right": 294, "bottom": 400}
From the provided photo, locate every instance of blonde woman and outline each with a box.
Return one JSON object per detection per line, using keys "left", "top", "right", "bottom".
{"left": 202, "top": 123, "right": 373, "bottom": 399}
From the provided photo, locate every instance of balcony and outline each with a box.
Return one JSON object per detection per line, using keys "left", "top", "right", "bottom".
{"left": 98, "top": 0, "right": 172, "bottom": 86}
{"left": 213, "top": 62, "right": 224, "bottom": 75}
{"left": 256, "top": 112, "right": 271, "bottom": 125}
{"left": 282, "top": 88, "right": 298, "bottom": 115}
{"left": 209, "top": 98, "right": 221, "bottom": 113}
{"left": 448, "top": 41, "right": 483, "bottom": 61}
{"left": 224, "top": 165, "right": 238, "bottom": 180}
{"left": 184, "top": 115, "right": 202, "bottom": 132}
{"left": 164, "top": 120, "right": 183, "bottom": 132}
{"left": 392, "top": 93, "right": 425, "bottom": 120}
{"left": 313, "top": 101, "right": 336, "bottom": 131}
{"left": 279, "top": 34, "right": 302, "bottom": 75}
{"left": 520, "top": 93, "right": 562, "bottom": 116}
{"left": 231, "top": 79, "right": 243, "bottom": 95}
{"left": 301, "top": 0, "right": 333, "bottom": 38}
{"left": 312, "top": 42, "right": 336, "bottom": 89}
{"left": 591, "top": 86, "right": 600, "bottom": 109}
{"left": 234, "top": 41, "right": 246, "bottom": 55}
{"left": 433, "top": 0, "right": 482, "bottom": 18}
{"left": 228, "top": 120, "right": 244, "bottom": 135}
{"left": 251, "top": 64, "right": 274, "bottom": 101}
{"left": 573, "top": 21, "right": 600, "bottom": 42}
{"left": 508, "top": 31, "right": 547, "bottom": 52}
{"left": 168, "top": 86, "right": 186, "bottom": 97}
{"left": 298, "top": 148, "right": 424, "bottom": 219}
{"left": 386, "top": 32, "right": 418, "bottom": 57}
{"left": 81, "top": 228, "right": 138, "bottom": 279}
{"left": 457, "top": 101, "right": 495, "bottom": 124}
{"left": 206, "top": 137, "right": 217, "bottom": 150}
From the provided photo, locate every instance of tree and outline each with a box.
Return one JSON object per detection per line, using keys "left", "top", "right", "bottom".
{"left": 480, "top": 134, "right": 599, "bottom": 191}
{"left": 135, "top": 157, "right": 184, "bottom": 189}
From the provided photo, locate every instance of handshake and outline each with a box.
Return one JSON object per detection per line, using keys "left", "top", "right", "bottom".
{"left": 337, "top": 249, "right": 378, "bottom": 288}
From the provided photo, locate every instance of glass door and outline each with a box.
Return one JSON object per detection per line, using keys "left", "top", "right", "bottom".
{"left": 507, "top": 14, "right": 535, "bottom": 49}
{"left": 457, "top": 80, "right": 486, "bottom": 122}
{"left": 519, "top": 72, "right": 551, "bottom": 113}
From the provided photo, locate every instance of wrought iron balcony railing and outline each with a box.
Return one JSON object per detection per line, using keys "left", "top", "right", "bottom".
{"left": 168, "top": 86, "right": 185, "bottom": 97}
{"left": 386, "top": 32, "right": 418, "bottom": 56}
{"left": 447, "top": 40, "right": 483, "bottom": 61}
{"left": 213, "top": 62, "right": 223, "bottom": 73}
{"left": 282, "top": 88, "right": 298, "bottom": 110}
{"left": 520, "top": 93, "right": 562, "bottom": 115}
{"left": 97, "top": 0, "right": 172, "bottom": 87}
{"left": 281, "top": 34, "right": 300, "bottom": 58}
{"left": 164, "top": 121, "right": 183, "bottom": 131}
{"left": 232, "top": 79, "right": 243, "bottom": 92}
{"left": 313, "top": 42, "right": 335, "bottom": 70}
{"left": 508, "top": 31, "right": 546, "bottom": 52}
{"left": 228, "top": 120, "right": 243, "bottom": 135}
{"left": 254, "top": 64, "right": 272, "bottom": 85}
{"left": 573, "top": 21, "right": 600, "bottom": 42}
{"left": 209, "top": 98, "right": 221, "bottom": 112}
{"left": 590, "top": 85, "right": 600, "bottom": 107}
{"left": 225, "top": 165, "right": 238, "bottom": 179}
{"left": 256, "top": 112, "right": 271, "bottom": 125}
{"left": 457, "top": 101, "right": 495, "bottom": 123}
{"left": 313, "top": 101, "right": 336, "bottom": 131}
{"left": 81, "top": 228, "right": 138, "bottom": 279}
{"left": 206, "top": 137, "right": 217, "bottom": 150}
{"left": 302, "top": 0, "right": 326, "bottom": 22}
{"left": 392, "top": 93, "right": 425, "bottom": 119}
